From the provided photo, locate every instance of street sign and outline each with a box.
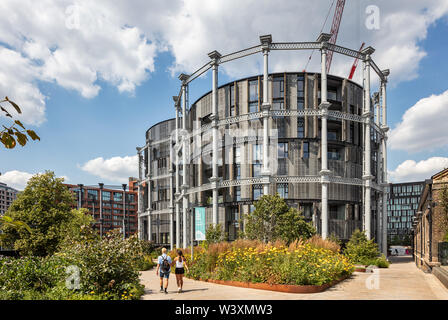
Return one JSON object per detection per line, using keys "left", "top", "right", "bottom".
{"left": 194, "top": 207, "right": 206, "bottom": 241}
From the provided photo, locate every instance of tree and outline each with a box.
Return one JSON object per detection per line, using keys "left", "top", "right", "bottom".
{"left": 205, "top": 223, "right": 227, "bottom": 245}
{"left": 0, "top": 171, "right": 92, "bottom": 256}
{"left": 243, "top": 194, "right": 316, "bottom": 244}
{"left": 343, "top": 229, "right": 380, "bottom": 265}
{"left": 1, "top": 96, "right": 40, "bottom": 149}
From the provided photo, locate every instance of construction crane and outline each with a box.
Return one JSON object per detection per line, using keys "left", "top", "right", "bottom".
{"left": 348, "top": 42, "right": 365, "bottom": 80}
{"left": 326, "top": 0, "right": 346, "bottom": 74}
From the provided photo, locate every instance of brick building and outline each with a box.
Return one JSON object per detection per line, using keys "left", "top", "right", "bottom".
{"left": 413, "top": 168, "right": 448, "bottom": 271}
{"left": 65, "top": 183, "right": 138, "bottom": 237}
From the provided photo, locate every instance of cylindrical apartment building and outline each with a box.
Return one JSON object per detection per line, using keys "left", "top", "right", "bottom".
{"left": 137, "top": 34, "right": 390, "bottom": 252}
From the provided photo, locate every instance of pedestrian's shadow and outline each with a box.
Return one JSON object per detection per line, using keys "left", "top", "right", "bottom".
{"left": 180, "top": 288, "right": 209, "bottom": 293}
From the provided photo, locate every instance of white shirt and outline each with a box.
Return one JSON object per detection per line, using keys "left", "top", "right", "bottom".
{"left": 176, "top": 258, "right": 184, "bottom": 268}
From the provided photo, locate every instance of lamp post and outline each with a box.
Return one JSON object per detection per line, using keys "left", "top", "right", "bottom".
{"left": 99, "top": 183, "right": 104, "bottom": 237}
{"left": 77, "top": 184, "right": 84, "bottom": 210}
{"left": 122, "top": 184, "right": 127, "bottom": 239}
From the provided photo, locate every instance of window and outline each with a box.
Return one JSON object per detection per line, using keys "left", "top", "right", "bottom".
{"left": 253, "top": 185, "right": 263, "bottom": 200}
{"left": 229, "top": 84, "right": 236, "bottom": 116}
{"left": 87, "top": 189, "right": 98, "bottom": 200}
{"left": 249, "top": 79, "right": 258, "bottom": 102}
{"left": 235, "top": 186, "right": 241, "bottom": 201}
{"left": 277, "top": 142, "right": 288, "bottom": 175}
{"left": 297, "top": 75, "right": 304, "bottom": 110}
{"left": 102, "top": 191, "right": 111, "bottom": 201}
{"left": 252, "top": 143, "right": 262, "bottom": 176}
{"left": 297, "top": 118, "right": 304, "bottom": 138}
{"left": 273, "top": 76, "right": 284, "bottom": 110}
{"left": 272, "top": 100, "right": 284, "bottom": 110}
{"left": 328, "top": 130, "right": 338, "bottom": 140}
{"left": 157, "top": 157, "right": 167, "bottom": 168}
{"left": 114, "top": 192, "right": 123, "bottom": 202}
{"left": 303, "top": 142, "right": 309, "bottom": 159}
{"left": 328, "top": 148, "right": 341, "bottom": 161}
{"left": 249, "top": 102, "right": 258, "bottom": 113}
{"left": 235, "top": 164, "right": 241, "bottom": 179}
{"left": 278, "top": 142, "right": 288, "bottom": 159}
{"left": 252, "top": 163, "right": 262, "bottom": 177}
{"left": 328, "top": 86, "right": 337, "bottom": 101}
{"left": 277, "top": 184, "right": 288, "bottom": 199}
{"left": 349, "top": 123, "right": 354, "bottom": 143}
{"left": 273, "top": 76, "right": 284, "bottom": 99}
{"left": 127, "top": 194, "right": 135, "bottom": 203}
{"left": 253, "top": 143, "right": 262, "bottom": 161}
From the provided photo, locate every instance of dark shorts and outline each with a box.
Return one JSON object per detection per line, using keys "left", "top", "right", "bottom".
{"left": 159, "top": 271, "right": 170, "bottom": 279}
{"left": 175, "top": 267, "right": 185, "bottom": 275}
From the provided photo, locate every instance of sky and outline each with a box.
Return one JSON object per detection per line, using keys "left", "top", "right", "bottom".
{"left": 1, "top": 0, "right": 448, "bottom": 190}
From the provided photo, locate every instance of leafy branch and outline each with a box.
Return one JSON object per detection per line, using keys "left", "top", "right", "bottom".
{"left": 1, "top": 96, "right": 40, "bottom": 149}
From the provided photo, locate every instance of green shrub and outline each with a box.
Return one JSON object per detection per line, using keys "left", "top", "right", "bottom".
{"left": 137, "top": 255, "right": 156, "bottom": 271}
{"left": 56, "top": 230, "right": 145, "bottom": 299}
{"left": 205, "top": 224, "right": 227, "bottom": 246}
{"left": 343, "top": 229, "right": 380, "bottom": 265}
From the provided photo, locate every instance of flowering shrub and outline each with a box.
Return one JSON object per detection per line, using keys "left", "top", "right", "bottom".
{"left": 186, "top": 239, "right": 354, "bottom": 286}
{"left": 56, "top": 230, "right": 145, "bottom": 299}
{"left": 0, "top": 230, "right": 147, "bottom": 300}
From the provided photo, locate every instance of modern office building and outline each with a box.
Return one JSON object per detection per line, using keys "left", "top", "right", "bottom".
{"left": 0, "top": 182, "right": 18, "bottom": 215}
{"left": 65, "top": 183, "right": 138, "bottom": 237}
{"left": 137, "top": 34, "right": 390, "bottom": 252}
{"left": 387, "top": 181, "right": 424, "bottom": 244}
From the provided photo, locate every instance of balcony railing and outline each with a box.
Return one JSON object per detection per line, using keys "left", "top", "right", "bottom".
{"left": 316, "top": 219, "right": 362, "bottom": 240}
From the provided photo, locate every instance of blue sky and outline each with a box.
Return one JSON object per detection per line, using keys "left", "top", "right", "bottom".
{"left": 1, "top": 1, "right": 448, "bottom": 189}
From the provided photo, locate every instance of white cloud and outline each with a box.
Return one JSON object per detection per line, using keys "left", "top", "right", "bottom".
{"left": 0, "top": 170, "right": 34, "bottom": 190}
{"left": 80, "top": 155, "right": 138, "bottom": 183}
{"left": 389, "top": 157, "right": 448, "bottom": 183}
{"left": 0, "top": 48, "right": 46, "bottom": 125}
{"left": 389, "top": 90, "right": 448, "bottom": 152}
{"left": 0, "top": 170, "right": 70, "bottom": 190}
{"left": 1, "top": 0, "right": 448, "bottom": 125}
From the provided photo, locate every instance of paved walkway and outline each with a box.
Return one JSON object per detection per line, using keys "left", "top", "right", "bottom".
{"left": 140, "top": 256, "right": 448, "bottom": 300}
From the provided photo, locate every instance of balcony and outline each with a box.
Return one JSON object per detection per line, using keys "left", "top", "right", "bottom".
{"left": 316, "top": 219, "right": 362, "bottom": 240}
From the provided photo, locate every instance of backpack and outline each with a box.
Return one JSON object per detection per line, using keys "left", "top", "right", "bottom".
{"left": 161, "top": 256, "right": 170, "bottom": 273}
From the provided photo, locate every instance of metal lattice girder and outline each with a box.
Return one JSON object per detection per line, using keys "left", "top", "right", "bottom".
{"left": 219, "top": 45, "right": 263, "bottom": 64}
{"left": 183, "top": 176, "right": 375, "bottom": 195}
{"left": 270, "top": 109, "right": 322, "bottom": 117}
{"left": 370, "top": 59, "right": 386, "bottom": 82}
{"left": 327, "top": 110, "right": 363, "bottom": 122}
{"left": 327, "top": 43, "right": 366, "bottom": 61}
{"left": 270, "top": 42, "right": 320, "bottom": 50}
{"left": 186, "top": 61, "right": 213, "bottom": 84}
{"left": 274, "top": 176, "right": 321, "bottom": 183}
{"left": 329, "top": 176, "right": 363, "bottom": 186}
{"left": 186, "top": 109, "right": 384, "bottom": 149}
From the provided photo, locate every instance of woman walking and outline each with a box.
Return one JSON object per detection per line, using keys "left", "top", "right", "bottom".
{"left": 174, "top": 250, "right": 189, "bottom": 293}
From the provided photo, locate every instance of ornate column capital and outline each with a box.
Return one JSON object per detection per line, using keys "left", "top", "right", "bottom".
{"left": 260, "top": 34, "right": 272, "bottom": 52}
{"left": 208, "top": 50, "right": 222, "bottom": 65}
{"left": 319, "top": 101, "right": 331, "bottom": 114}
{"left": 178, "top": 73, "right": 189, "bottom": 85}
{"left": 361, "top": 46, "right": 375, "bottom": 61}
{"left": 317, "top": 33, "right": 332, "bottom": 50}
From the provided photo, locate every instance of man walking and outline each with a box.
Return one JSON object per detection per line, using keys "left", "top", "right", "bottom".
{"left": 156, "top": 247, "right": 173, "bottom": 294}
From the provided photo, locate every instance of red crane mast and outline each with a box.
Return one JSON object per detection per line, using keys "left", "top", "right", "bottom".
{"left": 348, "top": 42, "right": 365, "bottom": 80}
{"left": 326, "top": 0, "right": 346, "bottom": 74}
